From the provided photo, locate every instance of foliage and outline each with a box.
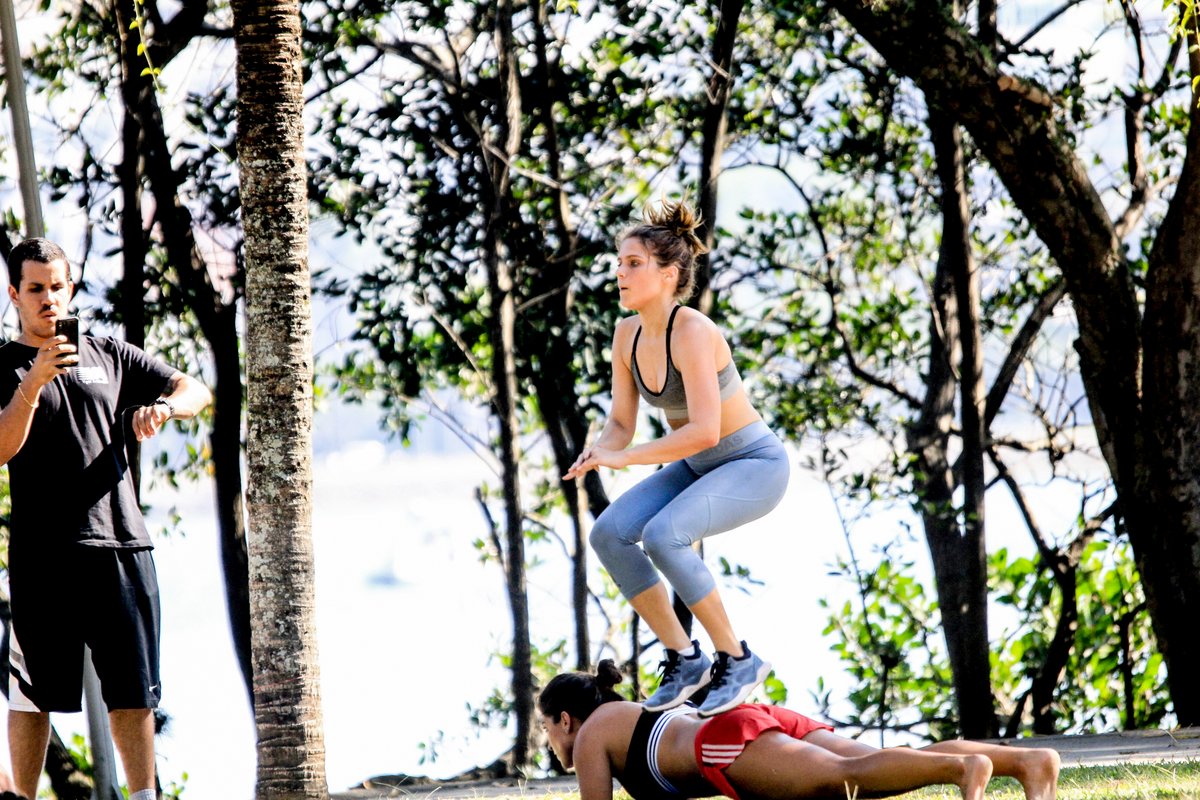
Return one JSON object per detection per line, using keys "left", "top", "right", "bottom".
{"left": 310, "top": 0, "right": 693, "bottom": 427}
{"left": 458, "top": 639, "right": 572, "bottom": 774}
{"left": 307, "top": 0, "right": 1187, "bottom": 745}
{"left": 18, "top": 0, "right": 233, "bottom": 443}
{"left": 992, "top": 537, "right": 1168, "bottom": 733}
{"left": 819, "top": 527, "right": 1164, "bottom": 740}
{"left": 710, "top": 0, "right": 1195, "bottom": 738}
{"left": 818, "top": 539, "right": 956, "bottom": 742}
{"left": 8, "top": 0, "right": 1194, "bottom": 771}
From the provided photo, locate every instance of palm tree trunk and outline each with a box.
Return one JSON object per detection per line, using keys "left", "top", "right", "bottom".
{"left": 233, "top": 0, "right": 329, "bottom": 797}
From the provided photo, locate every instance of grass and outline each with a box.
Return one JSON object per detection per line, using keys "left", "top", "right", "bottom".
{"left": 523, "top": 762, "right": 1200, "bottom": 800}
{"left": 885, "top": 761, "right": 1200, "bottom": 800}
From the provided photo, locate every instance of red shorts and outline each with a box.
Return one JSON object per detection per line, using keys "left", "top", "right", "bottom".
{"left": 694, "top": 704, "right": 833, "bottom": 800}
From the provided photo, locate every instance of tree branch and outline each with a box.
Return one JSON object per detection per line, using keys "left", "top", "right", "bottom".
{"left": 984, "top": 278, "right": 1066, "bottom": 427}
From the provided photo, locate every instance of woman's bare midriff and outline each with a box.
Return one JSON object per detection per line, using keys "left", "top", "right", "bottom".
{"left": 655, "top": 714, "right": 712, "bottom": 792}
{"left": 667, "top": 392, "right": 762, "bottom": 440}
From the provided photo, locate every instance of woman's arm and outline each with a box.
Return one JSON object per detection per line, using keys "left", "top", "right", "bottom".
{"left": 594, "top": 319, "right": 641, "bottom": 450}
{"left": 618, "top": 313, "right": 722, "bottom": 465}
{"left": 573, "top": 721, "right": 616, "bottom": 800}
{"left": 564, "top": 321, "right": 640, "bottom": 480}
{"left": 583, "top": 313, "right": 723, "bottom": 472}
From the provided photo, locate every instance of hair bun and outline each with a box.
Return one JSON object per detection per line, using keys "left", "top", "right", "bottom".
{"left": 645, "top": 198, "right": 700, "bottom": 234}
{"left": 595, "top": 659, "right": 624, "bottom": 691}
{"left": 641, "top": 198, "right": 709, "bottom": 257}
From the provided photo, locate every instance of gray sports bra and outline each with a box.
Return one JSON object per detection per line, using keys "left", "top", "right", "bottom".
{"left": 631, "top": 306, "right": 741, "bottom": 422}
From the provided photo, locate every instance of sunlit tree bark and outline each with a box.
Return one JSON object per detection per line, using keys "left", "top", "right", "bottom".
{"left": 233, "top": 0, "right": 329, "bottom": 795}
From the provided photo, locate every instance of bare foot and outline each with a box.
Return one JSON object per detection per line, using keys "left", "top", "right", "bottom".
{"left": 959, "top": 754, "right": 993, "bottom": 800}
{"left": 1017, "top": 748, "right": 1060, "bottom": 800}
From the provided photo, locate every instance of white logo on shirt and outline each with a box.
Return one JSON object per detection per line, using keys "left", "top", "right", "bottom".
{"left": 76, "top": 366, "right": 108, "bottom": 385}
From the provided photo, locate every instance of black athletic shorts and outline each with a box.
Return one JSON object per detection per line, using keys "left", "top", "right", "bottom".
{"left": 8, "top": 546, "right": 161, "bottom": 713}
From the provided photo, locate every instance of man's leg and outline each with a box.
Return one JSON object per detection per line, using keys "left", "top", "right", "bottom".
{"left": 93, "top": 550, "right": 160, "bottom": 796}
{"left": 109, "top": 707, "right": 154, "bottom": 794}
{"left": 8, "top": 710, "right": 49, "bottom": 799}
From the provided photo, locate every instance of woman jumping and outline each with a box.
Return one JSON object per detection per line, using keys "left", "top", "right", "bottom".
{"left": 539, "top": 662, "right": 1060, "bottom": 800}
{"left": 564, "top": 198, "right": 789, "bottom": 716}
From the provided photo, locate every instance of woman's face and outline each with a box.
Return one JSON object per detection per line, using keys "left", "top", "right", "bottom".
{"left": 541, "top": 710, "right": 577, "bottom": 769}
{"left": 616, "top": 237, "right": 676, "bottom": 310}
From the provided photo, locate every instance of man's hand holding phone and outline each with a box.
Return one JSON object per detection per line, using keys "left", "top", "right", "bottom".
{"left": 17, "top": 318, "right": 81, "bottom": 408}
{"left": 54, "top": 317, "right": 80, "bottom": 369}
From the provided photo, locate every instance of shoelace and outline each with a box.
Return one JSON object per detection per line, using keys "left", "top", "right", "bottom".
{"left": 708, "top": 653, "right": 732, "bottom": 690}
{"left": 656, "top": 651, "right": 684, "bottom": 683}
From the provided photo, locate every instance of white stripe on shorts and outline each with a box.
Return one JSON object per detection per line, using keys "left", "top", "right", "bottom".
{"left": 7, "top": 622, "right": 39, "bottom": 712}
{"left": 701, "top": 743, "right": 745, "bottom": 765}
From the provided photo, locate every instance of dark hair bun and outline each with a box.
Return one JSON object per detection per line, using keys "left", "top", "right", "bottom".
{"left": 596, "top": 659, "right": 624, "bottom": 691}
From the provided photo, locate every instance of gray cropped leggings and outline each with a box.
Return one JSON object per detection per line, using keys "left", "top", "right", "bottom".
{"left": 589, "top": 421, "right": 790, "bottom": 607}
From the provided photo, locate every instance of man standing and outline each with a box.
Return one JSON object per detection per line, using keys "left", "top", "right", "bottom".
{"left": 0, "top": 238, "right": 212, "bottom": 800}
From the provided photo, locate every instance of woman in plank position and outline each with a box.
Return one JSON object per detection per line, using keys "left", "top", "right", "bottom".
{"left": 564, "top": 198, "right": 787, "bottom": 716}
{"left": 539, "top": 662, "right": 1060, "bottom": 800}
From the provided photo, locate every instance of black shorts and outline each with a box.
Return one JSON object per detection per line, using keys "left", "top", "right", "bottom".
{"left": 8, "top": 546, "right": 161, "bottom": 713}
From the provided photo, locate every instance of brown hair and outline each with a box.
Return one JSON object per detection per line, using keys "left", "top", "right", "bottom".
{"left": 619, "top": 198, "right": 709, "bottom": 303}
{"left": 537, "top": 660, "right": 625, "bottom": 722}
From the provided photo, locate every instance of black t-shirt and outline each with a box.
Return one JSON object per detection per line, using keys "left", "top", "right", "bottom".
{"left": 0, "top": 335, "right": 177, "bottom": 550}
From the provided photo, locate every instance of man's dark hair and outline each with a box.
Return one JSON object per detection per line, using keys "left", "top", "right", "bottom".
{"left": 7, "top": 238, "right": 69, "bottom": 289}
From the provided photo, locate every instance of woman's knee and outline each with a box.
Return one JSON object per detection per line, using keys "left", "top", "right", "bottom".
{"left": 641, "top": 514, "right": 690, "bottom": 565}
{"left": 589, "top": 512, "right": 633, "bottom": 564}
{"left": 643, "top": 517, "right": 714, "bottom": 600}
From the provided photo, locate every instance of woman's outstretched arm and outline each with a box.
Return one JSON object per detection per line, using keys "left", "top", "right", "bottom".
{"left": 572, "top": 721, "right": 616, "bottom": 800}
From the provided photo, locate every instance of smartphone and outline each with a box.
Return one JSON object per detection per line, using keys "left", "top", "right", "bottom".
{"left": 55, "top": 317, "right": 80, "bottom": 367}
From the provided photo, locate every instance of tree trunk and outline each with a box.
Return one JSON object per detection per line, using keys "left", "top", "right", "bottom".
{"left": 45, "top": 728, "right": 93, "bottom": 800}
{"left": 489, "top": 239, "right": 532, "bottom": 770}
{"left": 137, "top": 92, "right": 255, "bottom": 707}
{"left": 529, "top": 5, "right": 592, "bottom": 669}
{"left": 930, "top": 110, "right": 996, "bottom": 738}
{"left": 1137, "top": 20, "right": 1200, "bottom": 725}
{"left": 233, "top": 0, "right": 329, "bottom": 796}
{"left": 487, "top": 0, "right": 534, "bottom": 770}
{"left": 117, "top": 0, "right": 255, "bottom": 703}
{"left": 115, "top": 0, "right": 146, "bottom": 352}
{"left": 906, "top": 113, "right": 998, "bottom": 736}
{"left": 694, "top": 0, "right": 745, "bottom": 314}
{"left": 830, "top": 0, "right": 1200, "bottom": 727}
{"left": 532, "top": 374, "right": 592, "bottom": 669}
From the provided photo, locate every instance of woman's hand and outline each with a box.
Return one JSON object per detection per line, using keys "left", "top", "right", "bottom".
{"left": 564, "top": 445, "right": 629, "bottom": 480}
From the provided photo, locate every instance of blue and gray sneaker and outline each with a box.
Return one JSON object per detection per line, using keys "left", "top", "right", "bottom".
{"left": 697, "top": 641, "right": 772, "bottom": 717}
{"left": 643, "top": 641, "right": 713, "bottom": 711}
